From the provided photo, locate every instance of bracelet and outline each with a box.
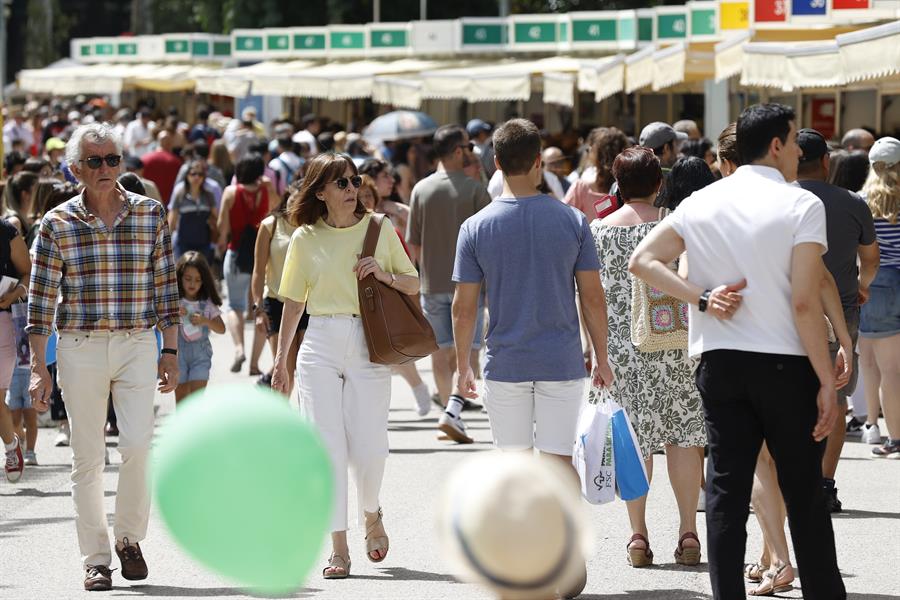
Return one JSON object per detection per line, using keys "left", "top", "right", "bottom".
{"left": 16, "top": 283, "right": 27, "bottom": 294}
{"left": 161, "top": 348, "right": 178, "bottom": 356}
{"left": 389, "top": 274, "right": 397, "bottom": 288}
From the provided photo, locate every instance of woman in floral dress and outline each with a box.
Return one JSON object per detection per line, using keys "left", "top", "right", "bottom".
{"left": 589, "top": 147, "right": 706, "bottom": 568}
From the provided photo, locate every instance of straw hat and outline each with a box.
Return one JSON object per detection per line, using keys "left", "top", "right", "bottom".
{"left": 438, "top": 453, "right": 591, "bottom": 600}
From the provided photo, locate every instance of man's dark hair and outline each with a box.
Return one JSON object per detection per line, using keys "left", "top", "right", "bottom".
{"left": 736, "top": 103, "right": 795, "bottom": 165}
{"left": 652, "top": 140, "right": 673, "bottom": 158}
{"left": 612, "top": 146, "right": 662, "bottom": 200}
{"left": 318, "top": 131, "right": 334, "bottom": 152}
{"left": 493, "top": 119, "right": 541, "bottom": 176}
{"left": 680, "top": 138, "right": 713, "bottom": 161}
{"left": 192, "top": 140, "right": 210, "bottom": 159}
{"left": 235, "top": 153, "right": 265, "bottom": 184}
{"left": 433, "top": 125, "right": 466, "bottom": 159}
{"left": 277, "top": 136, "right": 293, "bottom": 151}
{"left": 301, "top": 113, "right": 318, "bottom": 129}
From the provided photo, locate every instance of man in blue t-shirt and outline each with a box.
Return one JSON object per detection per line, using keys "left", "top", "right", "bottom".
{"left": 447, "top": 118, "right": 614, "bottom": 462}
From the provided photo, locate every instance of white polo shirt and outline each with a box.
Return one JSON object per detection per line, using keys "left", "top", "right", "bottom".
{"left": 666, "top": 164, "right": 827, "bottom": 358}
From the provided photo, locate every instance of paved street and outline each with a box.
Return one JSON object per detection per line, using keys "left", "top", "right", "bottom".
{"left": 1, "top": 323, "right": 898, "bottom": 599}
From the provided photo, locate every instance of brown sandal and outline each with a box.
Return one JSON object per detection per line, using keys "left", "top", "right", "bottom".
{"left": 364, "top": 508, "right": 389, "bottom": 563}
{"left": 745, "top": 562, "right": 768, "bottom": 583}
{"left": 322, "top": 553, "right": 351, "bottom": 579}
{"left": 673, "top": 531, "right": 701, "bottom": 566}
{"left": 626, "top": 533, "right": 653, "bottom": 568}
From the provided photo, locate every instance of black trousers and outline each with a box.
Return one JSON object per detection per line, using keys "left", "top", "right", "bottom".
{"left": 696, "top": 350, "right": 845, "bottom": 600}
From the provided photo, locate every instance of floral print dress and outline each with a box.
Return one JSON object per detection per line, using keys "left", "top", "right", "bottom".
{"left": 589, "top": 219, "right": 707, "bottom": 460}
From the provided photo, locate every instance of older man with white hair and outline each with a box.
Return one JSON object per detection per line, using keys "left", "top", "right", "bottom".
{"left": 26, "top": 123, "right": 180, "bottom": 592}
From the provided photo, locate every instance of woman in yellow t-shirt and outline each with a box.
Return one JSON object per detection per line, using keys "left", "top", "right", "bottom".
{"left": 272, "top": 153, "right": 419, "bottom": 580}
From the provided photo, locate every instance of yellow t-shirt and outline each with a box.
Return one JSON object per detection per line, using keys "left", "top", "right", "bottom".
{"left": 279, "top": 213, "right": 418, "bottom": 315}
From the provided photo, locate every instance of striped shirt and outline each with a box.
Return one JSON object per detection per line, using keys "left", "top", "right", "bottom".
{"left": 26, "top": 189, "right": 181, "bottom": 336}
{"left": 874, "top": 219, "right": 900, "bottom": 269}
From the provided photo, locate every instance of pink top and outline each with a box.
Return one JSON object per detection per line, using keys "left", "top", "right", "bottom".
{"left": 563, "top": 178, "right": 620, "bottom": 222}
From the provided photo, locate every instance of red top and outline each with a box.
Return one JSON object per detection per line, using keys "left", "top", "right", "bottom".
{"left": 228, "top": 184, "right": 269, "bottom": 251}
{"left": 141, "top": 150, "right": 183, "bottom": 204}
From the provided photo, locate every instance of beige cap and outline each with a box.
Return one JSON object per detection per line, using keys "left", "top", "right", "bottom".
{"left": 438, "top": 453, "right": 591, "bottom": 600}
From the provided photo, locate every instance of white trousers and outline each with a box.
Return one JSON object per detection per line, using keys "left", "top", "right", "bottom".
{"left": 56, "top": 329, "right": 158, "bottom": 567}
{"left": 297, "top": 315, "right": 392, "bottom": 532}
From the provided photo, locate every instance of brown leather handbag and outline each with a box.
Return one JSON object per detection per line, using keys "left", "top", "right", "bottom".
{"left": 357, "top": 214, "right": 438, "bottom": 365}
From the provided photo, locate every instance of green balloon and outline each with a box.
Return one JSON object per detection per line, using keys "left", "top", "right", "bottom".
{"left": 153, "top": 385, "right": 333, "bottom": 596}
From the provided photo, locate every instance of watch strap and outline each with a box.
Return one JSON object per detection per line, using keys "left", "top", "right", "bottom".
{"left": 161, "top": 348, "right": 178, "bottom": 356}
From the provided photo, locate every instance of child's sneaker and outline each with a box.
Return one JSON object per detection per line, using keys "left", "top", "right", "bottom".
{"left": 861, "top": 422, "right": 882, "bottom": 445}
{"left": 5, "top": 436, "right": 24, "bottom": 483}
{"left": 23, "top": 450, "right": 38, "bottom": 466}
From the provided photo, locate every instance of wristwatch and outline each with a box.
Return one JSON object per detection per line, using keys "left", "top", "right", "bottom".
{"left": 161, "top": 348, "right": 178, "bottom": 356}
{"left": 698, "top": 289, "right": 712, "bottom": 313}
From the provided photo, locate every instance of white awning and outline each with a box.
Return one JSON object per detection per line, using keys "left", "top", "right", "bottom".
{"left": 543, "top": 72, "right": 576, "bottom": 107}
{"left": 837, "top": 20, "right": 900, "bottom": 83}
{"left": 787, "top": 41, "right": 844, "bottom": 89}
{"left": 577, "top": 55, "right": 625, "bottom": 103}
{"left": 741, "top": 43, "right": 791, "bottom": 89}
{"left": 372, "top": 76, "right": 423, "bottom": 109}
{"left": 129, "top": 64, "right": 221, "bottom": 92}
{"left": 194, "top": 60, "right": 305, "bottom": 97}
{"left": 419, "top": 56, "right": 583, "bottom": 103}
{"left": 250, "top": 58, "right": 457, "bottom": 100}
{"left": 625, "top": 45, "right": 656, "bottom": 94}
{"left": 715, "top": 30, "right": 753, "bottom": 82}
{"left": 18, "top": 62, "right": 220, "bottom": 95}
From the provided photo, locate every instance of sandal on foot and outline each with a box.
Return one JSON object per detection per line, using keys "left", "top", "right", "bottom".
{"left": 365, "top": 508, "right": 389, "bottom": 563}
{"left": 749, "top": 564, "right": 794, "bottom": 596}
{"left": 626, "top": 533, "right": 653, "bottom": 568}
{"left": 322, "top": 553, "right": 351, "bottom": 579}
{"left": 673, "top": 531, "right": 701, "bottom": 566}
{"left": 745, "top": 562, "right": 768, "bottom": 583}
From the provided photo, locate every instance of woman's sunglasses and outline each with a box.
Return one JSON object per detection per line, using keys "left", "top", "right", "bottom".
{"left": 331, "top": 176, "right": 362, "bottom": 190}
{"left": 187, "top": 171, "right": 205, "bottom": 177}
{"left": 80, "top": 154, "right": 122, "bottom": 169}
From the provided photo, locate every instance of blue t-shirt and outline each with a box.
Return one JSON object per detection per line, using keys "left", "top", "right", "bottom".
{"left": 452, "top": 194, "right": 600, "bottom": 382}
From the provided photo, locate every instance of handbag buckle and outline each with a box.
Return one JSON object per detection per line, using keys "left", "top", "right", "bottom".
{"left": 364, "top": 287, "right": 375, "bottom": 311}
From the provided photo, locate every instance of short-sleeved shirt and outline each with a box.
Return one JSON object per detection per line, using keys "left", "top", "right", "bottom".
{"left": 180, "top": 299, "right": 222, "bottom": 342}
{"left": 279, "top": 213, "right": 417, "bottom": 316}
{"left": 452, "top": 194, "right": 600, "bottom": 383}
{"left": 667, "top": 165, "right": 828, "bottom": 358}
{"left": 406, "top": 171, "right": 491, "bottom": 295}
{"left": 563, "top": 178, "right": 620, "bottom": 223}
{"left": 798, "top": 179, "right": 876, "bottom": 307}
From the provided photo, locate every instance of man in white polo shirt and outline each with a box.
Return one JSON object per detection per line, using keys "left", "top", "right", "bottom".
{"left": 630, "top": 103, "right": 845, "bottom": 600}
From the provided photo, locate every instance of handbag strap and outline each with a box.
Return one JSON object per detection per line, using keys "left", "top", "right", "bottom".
{"left": 361, "top": 213, "right": 383, "bottom": 259}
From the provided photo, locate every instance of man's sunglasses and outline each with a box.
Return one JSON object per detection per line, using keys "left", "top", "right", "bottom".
{"left": 80, "top": 154, "right": 122, "bottom": 169}
{"left": 331, "top": 176, "right": 362, "bottom": 190}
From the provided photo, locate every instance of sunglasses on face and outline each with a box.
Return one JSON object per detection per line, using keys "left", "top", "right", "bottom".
{"left": 187, "top": 171, "right": 205, "bottom": 177}
{"left": 331, "top": 175, "right": 362, "bottom": 190}
{"left": 80, "top": 154, "right": 122, "bottom": 169}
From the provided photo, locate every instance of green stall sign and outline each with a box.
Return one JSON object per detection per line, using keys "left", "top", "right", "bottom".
{"left": 572, "top": 19, "right": 617, "bottom": 42}
{"left": 462, "top": 24, "right": 505, "bottom": 45}
{"left": 294, "top": 34, "right": 326, "bottom": 51}
{"left": 514, "top": 22, "right": 557, "bottom": 44}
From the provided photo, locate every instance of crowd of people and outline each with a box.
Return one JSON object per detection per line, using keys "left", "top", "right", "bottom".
{"left": 0, "top": 94, "right": 897, "bottom": 600}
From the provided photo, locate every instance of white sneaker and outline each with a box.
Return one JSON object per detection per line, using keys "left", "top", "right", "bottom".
{"left": 104, "top": 447, "right": 111, "bottom": 466}
{"left": 862, "top": 422, "right": 882, "bottom": 445}
{"left": 412, "top": 383, "right": 431, "bottom": 417}
{"left": 438, "top": 412, "right": 474, "bottom": 444}
{"left": 23, "top": 450, "right": 38, "bottom": 466}
{"left": 54, "top": 423, "right": 70, "bottom": 447}
{"left": 697, "top": 491, "right": 706, "bottom": 512}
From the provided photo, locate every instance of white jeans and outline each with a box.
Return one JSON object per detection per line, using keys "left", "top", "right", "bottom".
{"left": 297, "top": 315, "right": 392, "bottom": 532}
{"left": 56, "top": 329, "right": 158, "bottom": 567}
{"left": 483, "top": 379, "right": 586, "bottom": 456}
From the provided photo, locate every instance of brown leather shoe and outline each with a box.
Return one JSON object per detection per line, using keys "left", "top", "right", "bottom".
{"left": 115, "top": 538, "right": 148, "bottom": 581}
{"left": 84, "top": 565, "right": 113, "bottom": 591}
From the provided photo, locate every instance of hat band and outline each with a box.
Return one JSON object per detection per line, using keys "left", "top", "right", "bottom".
{"left": 452, "top": 509, "right": 574, "bottom": 591}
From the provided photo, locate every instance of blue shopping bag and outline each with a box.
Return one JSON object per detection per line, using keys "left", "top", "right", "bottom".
{"left": 610, "top": 401, "right": 650, "bottom": 501}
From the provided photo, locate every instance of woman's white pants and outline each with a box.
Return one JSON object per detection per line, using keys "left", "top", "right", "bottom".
{"left": 297, "top": 315, "right": 392, "bottom": 532}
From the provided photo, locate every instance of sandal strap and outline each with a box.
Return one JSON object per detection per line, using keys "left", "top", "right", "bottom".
{"left": 627, "top": 533, "right": 649, "bottom": 548}
{"left": 365, "top": 508, "right": 384, "bottom": 538}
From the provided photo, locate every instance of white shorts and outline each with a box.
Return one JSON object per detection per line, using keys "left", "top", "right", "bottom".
{"left": 483, "top": 378, "right": 586, "bottom": 456}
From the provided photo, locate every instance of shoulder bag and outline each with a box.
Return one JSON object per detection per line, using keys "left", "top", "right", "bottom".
{"left": 357, "top": 214, "right": 438, "bottom": 365}
{"left": 630, "top": 208, "right": 688, "bottom": 353}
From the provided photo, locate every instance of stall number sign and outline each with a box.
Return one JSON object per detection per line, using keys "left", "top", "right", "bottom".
{"left": 515, "top": 22, "right": 556, "bottom": 43}
{"left": 371, "top": 30, "right": 408, "bottom": 48}
{"left": 720, "top": 1, "right": 750, "bottom": 29}
{"left": 658, "top": 14, "right": 688, "bottom": 39}
{"left": 755, "top": 0, "right": 788, "bottom": 22}
{"left": 165, "top": 40, "right": 189, "bottom": 54}
{"left": 833, "top": 0, "right": 868, "bottom": 8}
{"left": 267, "top": 35, "right": 289, "bottom": 51}
{"left": 294, "top": 34, "right": 326, "bottom": 50}
{"left": 331, "top": 32, "right": 365, "bottom": 49}
{"left": 118, "top": 43, "right": 138, "bottom": 56}
{"left": 236, "top": 36, "right": 263, "bottom": 52}
{"left": 691, "top": 9, "right": 717, "bottom": 36}
{"left": 462, "top": 24, "right": 505, "bottom": 45}
{"left": 792, "top": 0, "right": 827, "bottom": 15}
{"left": 572, "top": 19, "right": 618, "bottom": 42}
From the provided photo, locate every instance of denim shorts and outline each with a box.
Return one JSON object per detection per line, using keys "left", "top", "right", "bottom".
{"left": 860, "top": 267, "right": 900, "bottom": 339}
{"left": 421, "top": 292, "right": 485, "bottom": 350}
{"left": 5, "top": 368, "right": 30, "bottom": 410}
{"left": 223, "top": 249, "right": 251, "bottom": 313}
{"left": 178, "top": 336, "right": 213, "bottom": 383}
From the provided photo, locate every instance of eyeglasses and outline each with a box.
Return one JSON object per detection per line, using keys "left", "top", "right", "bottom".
{"left": 187, "top": 171, "right": 205, "bottom": 177}
{"left": 331, "top": 176, "right": 362, "bottom": 190}
{"left": 80, "top": 154, "right": 122, "bottom": 169}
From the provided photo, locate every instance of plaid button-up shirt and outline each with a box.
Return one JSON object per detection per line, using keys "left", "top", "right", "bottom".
{"left": 26, "top": 189, "right": 181, "bottom": 336}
